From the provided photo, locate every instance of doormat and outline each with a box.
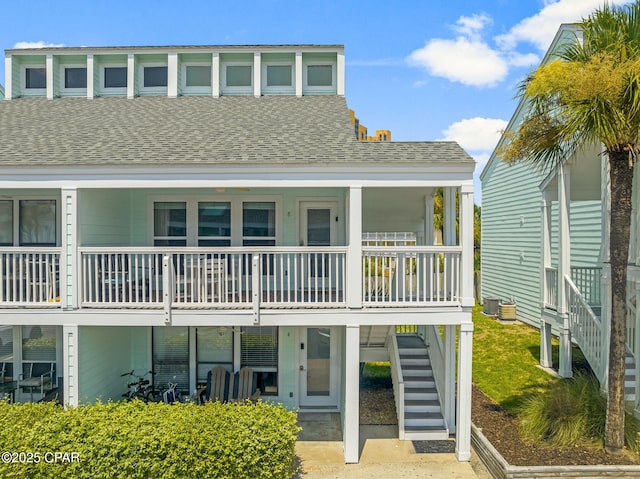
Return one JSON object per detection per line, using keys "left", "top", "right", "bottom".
{"left": 412, "top": 440, "right": 456, "bottom": 453}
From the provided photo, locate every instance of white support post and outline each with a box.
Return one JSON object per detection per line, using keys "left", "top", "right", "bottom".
{"left": 460, "top": 184, "right": 474, "bottom": 307}
{"left": 252, "top": 254, "right": 261, "bottom": 324}
{"left": 127, "top": 54, "right": 135, "bottom": 99}
{"left": 557, "top": 164, "right": 572, "bottom": 378}
{"left": 455, "top": 320, "right": 474, "bottom": 461}
{"left": 336, "top": 51, "right": 345, "bottom": 96}
{"left": 254, "top": 52, "right": 261, "bottom": 97}
{"left": 167, "top": 52, "right": 178, "bottom": 98}
{"left": 344, "top": 324, "right": 360, "bottom": 463}
{"left": 86, "top": 54, "right": 94, "bottom": 99}
{"left": 541, "top": 195, "right": 551, "bottom": 307}
{"left": 540, "top": 320, "right": 553, "bottom": 368}
{"left": 162, "top": 255, "right": 173, "bottom": 324}
{"left": 63, "top": 325, "right": 79, "bottom": 407}
{"left": 62, "top": 188, "right": 78, "bottom": 310}
{"left": 443, "top": 187, "right": 457, "bottom": 246}
{"left": 295, "top": 51, "right": 303, "bottom": 97}
{"left": 347, "top": 186, "right": 362, "bottom": 309}
{"left": 212, "top": 52, "right": 220, "bottom": 98}
{"left": 444, "top": 324, "right": 456, "bottom": 430}
{"left": 4, "top": 55, "right": 11, "bottom": 99}
{"left": 46, "top": 54, "right": 54, "bottom": 100}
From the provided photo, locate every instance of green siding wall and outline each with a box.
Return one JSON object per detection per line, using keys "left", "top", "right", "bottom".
{"left": 77, "top": 326, "right": 150, "bottom": 402}
{"left": 278, "top": 326, "right": 297, "bottom": 409}
{"left": 79, "top": 190, "right": 133, "bottom": 246}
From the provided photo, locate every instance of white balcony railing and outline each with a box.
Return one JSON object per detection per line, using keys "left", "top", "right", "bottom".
{"left": 0, "top": 249, "right": 61, "bottom": 306}
{"left": 362, "top": 246, "right": 461, "bottom": 306}
{"left": 544, "top": 266, "right": 601, "bottom": 311}
{"left": 80, "top": 247, "right": 347, "bottom": 309}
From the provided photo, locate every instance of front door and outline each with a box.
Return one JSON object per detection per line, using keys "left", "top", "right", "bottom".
{"left": 299, "top": 202, "right": 338, "bottom": 247}
{"left": 299, "top": 327, "right": 339, "bottom": 406}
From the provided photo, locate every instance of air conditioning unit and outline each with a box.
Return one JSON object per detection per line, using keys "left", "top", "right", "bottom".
{"left": 483, "top": 298, "right": 500, "bottom": 316}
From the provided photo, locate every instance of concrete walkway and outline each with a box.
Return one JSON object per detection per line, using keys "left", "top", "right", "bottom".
{"left": 295, "top": 414, "right": 490, "bottom": 479}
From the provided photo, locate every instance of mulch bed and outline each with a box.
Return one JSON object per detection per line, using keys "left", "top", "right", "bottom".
{"left": 471, "top": 383, "right": 640, "bottom": 466}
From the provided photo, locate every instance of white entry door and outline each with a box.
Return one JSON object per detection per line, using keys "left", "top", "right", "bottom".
{"left": 299, "top": 327, "right": 340, "bottom": 406}
{"left": 299, "top": 202, "right": 338, "bottom": 247}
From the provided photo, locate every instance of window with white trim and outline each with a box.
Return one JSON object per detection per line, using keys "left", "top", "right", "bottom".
{"left": 185, "top": 65, "right": 211, "bottom": 88}
{"left": 153, "top": 202, "right": 187, "bottom": 246}
{"left": 103, "top": 66, "right": 127, "bottom": 89}
{"left": 242, "top": 202, "right": 276, "bottom": 246}
{"left": 241, "top": 326, "right": 278, "bottom": 395}
{"left": 307, "top": 64, "right": 333, "bottom": 87}
{"left": 24, "top": 66, "right": 46, "bottom": 91}
{"left": 0, "top": 199, "right": 57, "bottom": 247}
{"left": 63, "top": 67, "right": 87, "bottom": 89}
{"left": 152, "top": 326, "right": 189, "bottom": 390}
{"left": 198, "top": 202, "right": 231, "bottom": 246}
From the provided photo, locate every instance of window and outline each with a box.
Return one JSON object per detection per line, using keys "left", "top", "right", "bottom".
{"left": 198, "top": 202, "right": 231, "bottom": 246}
{"left": 186, "top": 65, "right": 211, "bottom": 87}
{"left": 104, "top": 67, "right": 127, "bottom": 88}
{"left": 19, "top": 200, "right": 56, "bottom": 246}
{"left": 0, "top": 201, "right": 12, "bottom": 246}
{"left": 152, "top": 327, "right": 189, "bottom": 390}
{"left": 143, "top": 66, "right": 168, "bottom": 88}
{"left": 243, "top": 202, "right": 276, "bottom": 246}
{"left": 226, "top": 65, "right": 252, "bottom": 87}
{"left": 64, "top": 67, "right": 87, "bottom": 89}
{"left": 307, "top": 65, "right": 333, "bottom": 86}
{"left": 266, "top": 65, "right": 292, "bottom": 87}
{"left": 154, "top": 202, "right": 186, "bottom": 246}
{"left": 241, "top": 326, "right": 278, "bottom": 395}
{"left": 196, "top": 326, "right": 233, "bottom": 384}
{"left": 0, "top": 326, "right": 13, "bottom": 381}
{"left": 22, "top": 325, "right": 57, "bottom": 386}
{"left": 25, "top": 67, "right": 46, "bottom": 89}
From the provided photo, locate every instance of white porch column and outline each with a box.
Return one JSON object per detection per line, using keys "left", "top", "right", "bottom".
{"left": 557, "top": 164, "right": 572, "bottom": 378}
{"left": 167, "top": 52, "right": 178, "bottom": 98}
{"left": 46, "top": 54, "right": 54, "bottom": 100}
{"left": 344, "top": 324, "right": 360, "bottom": 463}
{"left": 63, "top": 324, "right": 79, "bottom": 407}
{"left": 455, "top": 320, "right": 474, "bottom": 461}
{"left": 443, "top": 325, "right": 456, "bottom": 430}
{"left": 540, "top": 320, "right": 553, "bottom": 368}
{"left": 4, "top": 54, "right": 12, "bottom": 99}
{"left": 443, "top": 187, "right": 457, "bottom": 246}
{"left": 61, "top": 188, "right": 78, "bottom": 310}
{"left": 347, "top": 186, "right": 362, "bottom": 309}
{"left": 540, "top": 194, "right": 553, "bottom": 368}
{"left": 460, "top": 184, "right": 474, "bottom": 307}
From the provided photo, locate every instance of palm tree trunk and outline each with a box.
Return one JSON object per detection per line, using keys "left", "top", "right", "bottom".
{"left": 605, "top": 149, "right": 635, "bottom": 453}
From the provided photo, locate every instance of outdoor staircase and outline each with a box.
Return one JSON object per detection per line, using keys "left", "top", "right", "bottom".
{"left": 625, "top": 349, "right": 636, "bottom": 402}
{"left": 396, "top": 335, "right": 448, "bottom": 440}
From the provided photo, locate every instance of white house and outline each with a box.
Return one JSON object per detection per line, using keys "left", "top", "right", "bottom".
{"left": 481, "top": 24, "right": 640, "bottom": 412}
{"left": 0, "top": 43, "right": 476, "bottom": 462}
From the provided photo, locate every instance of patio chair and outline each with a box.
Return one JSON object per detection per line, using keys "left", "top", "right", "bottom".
{"left": 232, "top": 367, "right": 261, "bottom": 402}
{"left": 202, "top": 365, "right": 232, "bottom": 403}
{"left": 17, "top": 362, "right": 55, "bottom": 402}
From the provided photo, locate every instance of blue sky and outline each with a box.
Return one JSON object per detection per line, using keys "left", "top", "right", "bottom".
{"left": 0, "top": 0, "right": 632, "bottom": 203}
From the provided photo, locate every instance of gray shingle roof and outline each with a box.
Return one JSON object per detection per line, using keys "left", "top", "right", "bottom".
{"left": 0, "top": 95, "right": 474, "bottom": 167}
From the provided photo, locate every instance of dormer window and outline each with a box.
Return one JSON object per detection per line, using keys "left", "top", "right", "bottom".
{"left": 307, "top": 65, "right": 333, "bottom": 86}
{"left": 143, "top": 66, "right": 168, "bottom": 88}
{"left": 104, "top": 67, "right": 127, "bottom": 88}
{"left": 64, "top": 67, "right": 87, "bottom": 89}
{"left": 185, "top": 65, "right": 211, "bottom": 87}
{"left": 25, "top": 67, "right": 46, "bottom": 89}
{"left": 266, "top": 65, "right": 292, "bottom": 87}
{"left": 225, "top": 65, "right": 252, "bottom": 87}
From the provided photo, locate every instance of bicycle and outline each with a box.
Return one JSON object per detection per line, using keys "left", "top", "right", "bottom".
{"left": 121, "top": 370, "right": 156, "bottom": 402}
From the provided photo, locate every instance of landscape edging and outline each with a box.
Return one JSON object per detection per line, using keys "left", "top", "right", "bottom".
{"left": 471, "top": 422, "right": 640, "bottom": 479}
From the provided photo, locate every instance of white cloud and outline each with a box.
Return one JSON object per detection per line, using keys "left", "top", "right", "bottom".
{"left": 13, "top": 41, "right": 65, "bottom": 49}
{"left": 454, "top": 13, "right": 492, "bottom": 40}
{"left": 495, "top": 0, "right": 633, "bottom": 52}
{"left": 440, "top": 117, "right": 508, "bottom": 152}
{"left": 408, "top": 37, "right": 508, "bottom": 87}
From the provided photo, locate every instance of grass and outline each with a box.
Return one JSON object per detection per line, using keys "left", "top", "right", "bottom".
{"left": 471, "top": 304, "right": 588, "bottom": 414}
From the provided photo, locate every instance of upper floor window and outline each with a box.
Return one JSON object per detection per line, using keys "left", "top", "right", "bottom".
{"left": 104, "top": 66, "right": 127, "bottom": 88}
{"left": 198, "top": 202, "right": 231, "bottom": 246}
{"left": 143, "top": 66, "right": 168, "bottom": 88}
{"left": 225, "top": 65, "right": 252, "bottom": 87}
{"left": 64, "top": 67, "right": 87, "bottom": 89}
{"left": 266, "top": 65, "right": 292, "bottom": 87}
{"left": 243, "top": 202, "right": 276, "bottom": 246}
{"left": 153, "top": 202, "right": 186, "bottom": 246}
{"left": 307, "top": 65, "right": 333, "bottom": 87}
{"left": 0, "top": 199, "right": 57, "bottom": 246}
{"left": 185, "top": 65, "right": 211, "bottom": 88}
{"left": 25, "top": 67, "right": 46, "bottom": 89}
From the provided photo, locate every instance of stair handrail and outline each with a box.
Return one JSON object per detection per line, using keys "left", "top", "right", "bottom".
{"left": 565, "top": 274, "right": 605, "bottom": 381}
{"left": 386, "top": 333, "right": 405, "bottom": 440}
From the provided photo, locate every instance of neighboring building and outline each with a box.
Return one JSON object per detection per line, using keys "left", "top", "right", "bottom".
{"left": 0, "top": 43, "right": 475, "bottom": 463}
{"left": 349, "top": 109, "right": 391, "bottom": 141}
{"left": 481, "top": 24, "right": 637, "bottom": 410}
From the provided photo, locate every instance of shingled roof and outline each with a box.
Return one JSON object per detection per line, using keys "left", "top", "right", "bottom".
{"left": 0, "top": 95, "right": 473, "bottom": 167}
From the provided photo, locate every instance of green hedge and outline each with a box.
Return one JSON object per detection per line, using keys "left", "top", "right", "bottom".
{"left": 0, "top": 400, "right": 300, "bottom": 479}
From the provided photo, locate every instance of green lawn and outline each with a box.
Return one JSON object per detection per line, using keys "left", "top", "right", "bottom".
{"left": 471, "top": 305, "right": 588, "bottom": 413}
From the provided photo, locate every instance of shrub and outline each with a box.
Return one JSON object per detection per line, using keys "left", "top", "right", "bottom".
{"left": 0, "top": 399, "right": 300, "bottom": 479}
{"left": 518, "top": 372, "right": 640, "bottom": 452}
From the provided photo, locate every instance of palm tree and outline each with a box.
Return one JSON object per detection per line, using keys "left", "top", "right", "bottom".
{"left": 500, "top": 2, "right": 640, "bottom": 453}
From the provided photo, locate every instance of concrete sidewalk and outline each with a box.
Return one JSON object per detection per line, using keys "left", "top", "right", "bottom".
{"left": 294, "top": 416, "right": 489, "bottom": 479}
